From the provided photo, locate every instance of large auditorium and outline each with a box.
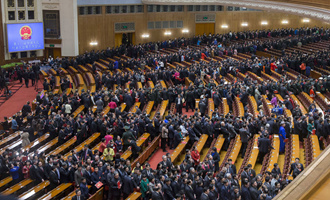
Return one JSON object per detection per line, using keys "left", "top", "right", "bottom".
{"left": 0, "top": 0, "right": 329, "bottom": 200}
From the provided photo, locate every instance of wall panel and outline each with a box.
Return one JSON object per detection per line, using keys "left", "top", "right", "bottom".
{"left": 78, "top": 8, "right": 330, "bottom": 54}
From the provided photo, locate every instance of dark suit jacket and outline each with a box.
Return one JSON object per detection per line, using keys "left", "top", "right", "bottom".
{"left": 258, "top": 137, "right": 271, "bottom": 153}
{"left": 152, "top": 191, "right": 164, "bottom": 200}
{"left": 220, "top": 185, "right": 231, "bottom": 200}
{"left": 185, "top": 185, "right": 196, "bottom": 200}
{"left": 200, "top": 193, "right": 209, "bottom": 200}
{"left": 49, "top": 171, "right": 59, "bottom": 188}
{"left": 163, "top": 184, "right": 175, "bottom": 200}
{"left": 71, "top": 195, "right": 85, "bottom": 200}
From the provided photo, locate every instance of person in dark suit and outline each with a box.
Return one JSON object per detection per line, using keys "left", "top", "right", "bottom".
{"left": 80, "top": 178, "right": 89, "bottom": 199}
{"left": 249, "top": 180, "right": 259, "bottom": 200}
{"left": 258, "top": 135, "right": 272, "bottom": 164}
{"left": 60, "top": 163, "right": 70, "bottom": 183}
{"left": 22, "top": 101, "right": 31, "bottom": 117}
{"left": 79, "top": 145, "right": 94, "bottom": 161}
{"left": 127, "top": 138, "right": 141, "bottom": 159}
{"left": 199, "top": 98, "right": 207, "bottom": 116}
{"left": 292, "top": 163, "right": 303, "bottom": 179}
{"left": 239, "top": 125, "right": 250, "bottom": 158}
{"left": 227, "top": 159, "right": 237, "bottom": 175}
{"left": 241, "top": 179, "right": 252, "bottom": 200}
{"left": 200, "top": 188, "right": 210, "bottom": 200}
{"left": 110, "top": 172, "right": 122, "bottom": 200}
{"left": 71, "top": 189, "right": 85, "bottom": 200}
{"left": 288, "top": 158, "right": 304, "bottom": 177}
{"left": 163, "top": 179, "right": 175, "bottom": 200}
{"left": 185, "top": 180, "right": 196, "bottom": 200}
{"left": 152, "top": 184, "right": 164, "bottom": 200}
{"left": 122, "top": 172, "right": 134, "bottom": 200}
{"left": 175, "top": 94, "right": 183, "bottom": 114}
{"left": 173, "top": 129, "right": 182, "bottom": 149}
{"left": 211, "top": 147, "right": 220, "bottom": 172}
{"left": 220, "top": 180, "right": 231, "bottom": 200}
{"left": 49, "top": 166, "right": 60, "bottom": 190}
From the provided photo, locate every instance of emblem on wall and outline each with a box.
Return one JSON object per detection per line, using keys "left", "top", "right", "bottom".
{"left": 20, "top": 26, "right": 32, "bottom": 40}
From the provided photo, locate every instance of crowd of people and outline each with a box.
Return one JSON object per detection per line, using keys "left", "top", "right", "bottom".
{"left": 0, "top": 26, "right": 329, "bottom": 200}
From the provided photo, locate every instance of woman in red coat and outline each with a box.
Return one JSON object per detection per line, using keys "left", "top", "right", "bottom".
{"left": 191, "top": 146, "right": 200, "bottom": 166}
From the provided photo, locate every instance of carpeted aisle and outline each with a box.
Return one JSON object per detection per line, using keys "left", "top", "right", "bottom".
{"left": 0, "top": 81, "right": 42, "bottom": 120}
{"left": 148, "top": 109, "right": 194, "bottom": 169}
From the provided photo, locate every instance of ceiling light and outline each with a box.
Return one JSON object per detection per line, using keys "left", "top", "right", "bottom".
{"left": 221, "top": 24, "right": 228, "bottom": 28}
{"left": 90, "top": 42, "right": 98, "bottom": 46}
{"left": 282, "top": 20, "right": 289, "bottom": 24}
{"left": 241, "top": 23, "right": 248, "bottom": 27}
{"left": 182, "top": 29, "right": 189, "bottom": 33}
{"left": 261, "top": 21, "right": 268, "bottom": 25}
{"left": 164, "top": 31, "right": 171, "bottom": 35}
{"left": 302, "top": 18, "right": 310, "bottom": 23}
{"left": 142, "top": 34, "right": 150, "bottom": 38}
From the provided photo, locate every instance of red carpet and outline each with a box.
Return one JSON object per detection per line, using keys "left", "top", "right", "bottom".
{"left": 148, "top": 109, "right": 194, "bottom": 169}
{"left": 0, "top": 81, "right": 42, "bottom": 121}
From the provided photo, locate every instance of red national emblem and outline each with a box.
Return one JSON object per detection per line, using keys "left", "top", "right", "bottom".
{"left": 20, "top": 26, "right": 32, "bottom": 40}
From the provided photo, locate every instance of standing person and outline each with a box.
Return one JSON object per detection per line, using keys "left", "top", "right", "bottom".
{"left": 239, "top": 124, "right": 250, "bottom": 158}
{"left": 140, "top": 175, "right": 150, "bottom": 200}
{"left": 191, "top": 146, "right": 200, "bottom": 166}
{"left": 21, "top": 131, "right": 30, "bottom": 148}
{"left": 211, "top": 147, "right": 220, "bottom": 172}
{"left": 161, "top": 124, "right": 169, "bottom": 152}
{"left": 258, "top": 134, "right": 272, "bottom": 164}
{"left": 11, "top": 116, "right": 18, "bottom": 132}
{"left": 122, "top": 125, "right": 135, "bottom": 151}
{"left": 110, "top": 172, "right": 122, "bottom": 200}
{"left": 71, "top": 189, "right": 85, "bottom": 200}
{"left": 23, "top": 70, "right": 29, "bottom": 88}
{"left": 96, "top": 97, "right": 104, "bottom": 113}
{"left": 9, "top": 163, "right": 20, "bottom": 184}
{"left": 279, "top": 121, "right": 287, "bottom": 154}
{"left": 103, "top": 144, "right": 115, "bottom": 162}
{"left": 175, "top": 94, "right": 183, "bottom": 114}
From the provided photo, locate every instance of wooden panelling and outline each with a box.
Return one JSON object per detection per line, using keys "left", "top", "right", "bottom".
{"left": 264, "top": 0, "right": 330, "bottom": 9}
{"left": 78, "top": 7, "right": 329, "bottom": 54}
{"left": 45, "top": 39, "right": 62, "bottom": 44}
{"left": 195, "top": 23, "right": 215, "bottom": 36}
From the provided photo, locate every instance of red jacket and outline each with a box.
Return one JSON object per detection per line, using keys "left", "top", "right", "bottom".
{"left": 191, "top": 150, "right": 200, "bottom": 165}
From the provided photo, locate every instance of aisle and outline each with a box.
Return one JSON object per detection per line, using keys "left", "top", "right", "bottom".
{"left": 0, "top": 81, "right": 42, "bottom": 120}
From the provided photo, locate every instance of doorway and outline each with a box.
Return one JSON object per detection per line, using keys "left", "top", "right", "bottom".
{"left": 115, "top": 32, "right": 135, "bottom": 47}
{"left": 195, "top": 23, "right": 215, "bottom": 36}
{"left": 45, "top": 48, "right": 61, "bottom": 59}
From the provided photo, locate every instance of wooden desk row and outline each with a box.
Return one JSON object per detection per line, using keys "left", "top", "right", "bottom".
{"left": 63, "top": 132, "right": 101, "bottom": 160}
{"left": 266, "top": 134, "right": 280, "bottom": 172}
{"left": 18, "top": 181, "right": 50, "bottom": 200}
{"left": 143, "top": 101, "right": 154, "bottom": 115}
{"left": 290, "top": 94, "right": 307, "bottom": 115}
{"left": 248, "top": 96, "right": 258, "bottom": 118}
{"left": 72, "top": 105, "right": 85, "bottom": 118}
{"left": 310, "top": 135, "right": 321, "bottom": 160}
{"left": 46, "top": 136, "right": 76, "bottom": 157}
{"left": 37, "top": 183, "right": 72, "bottom": 200}
{"left": 248, "top": 134, "right": 260, "bottom": 169}
{"left": 160, "top": 80, "right": 167, "bottom": 89}
{"left": 229, "top": 135, "right": 242, "bottom": 164}
{"left": 131, "top": 135, "right": 161, "bottom": 169}
{"left": 121, "top": 133, "right": 150, "bottom": 160}
{"left": 170, "top": 136, "right": 190, "bottom": 164}
{"left": 222, "top": 98, "right": 229, "bottom": 116}
{"left": 61, "top": 185, "right": 91, "bottom": 200}
{"left": 196, "top": 134, "right": 208, "bottom": 153}
{"left": 158, "top": 100, "right": 169, "bottom": 119}
{"left": 208, "top": 98, "right": 215, "bottom": 119}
